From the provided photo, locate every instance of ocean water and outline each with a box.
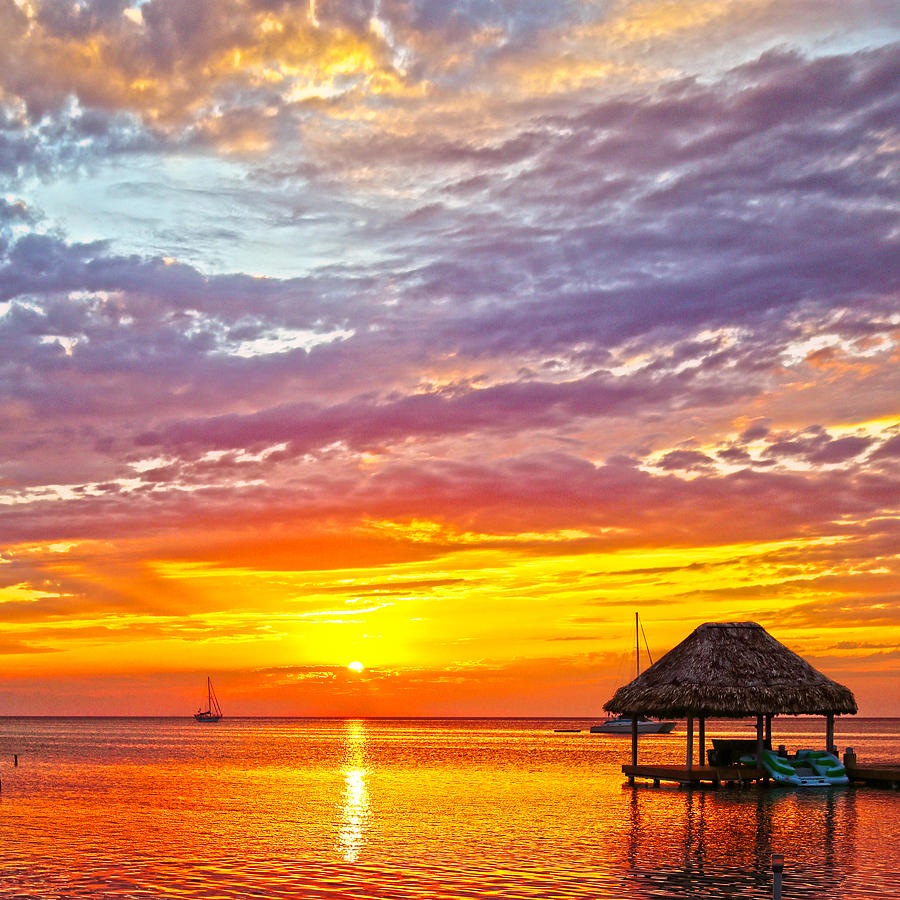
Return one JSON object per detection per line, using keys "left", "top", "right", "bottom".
{"left": 0, "top": 717, "right": 898, "bottom": 899}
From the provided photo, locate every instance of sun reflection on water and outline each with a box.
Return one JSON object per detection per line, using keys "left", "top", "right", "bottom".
{"left": 337, "top": 720, "right": 370, "bottom": 862}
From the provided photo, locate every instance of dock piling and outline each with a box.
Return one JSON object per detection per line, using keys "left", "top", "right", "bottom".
{"left": 772, "top": 853, "right": 784, "bottom": 900}
{"left": 686, "top": 716, "right": 694, "bottom": 771}
{"left": 698, "top": 716, "right": 705, "bottom": 765}
{"left": 772, "top": 854, "right": 784, "bottom": 900}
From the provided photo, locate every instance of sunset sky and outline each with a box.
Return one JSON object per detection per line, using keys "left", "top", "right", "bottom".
{"left": 1, "top": 0, "right": 899, "bottom": 716}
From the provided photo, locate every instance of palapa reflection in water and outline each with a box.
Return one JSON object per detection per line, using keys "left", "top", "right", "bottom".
{"left": 336, "top": 719, "right": 371, "bottom": 863}
{"left": 623, "top": 784, "right": 858, "bottom": 899}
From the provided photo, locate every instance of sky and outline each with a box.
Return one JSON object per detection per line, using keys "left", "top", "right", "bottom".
{"left": 1, "top": 0, "right": 899, "bottom": 717}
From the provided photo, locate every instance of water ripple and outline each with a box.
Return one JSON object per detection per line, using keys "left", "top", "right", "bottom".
{"left": 0, "top": 718, "right": 897, "bottom": 899}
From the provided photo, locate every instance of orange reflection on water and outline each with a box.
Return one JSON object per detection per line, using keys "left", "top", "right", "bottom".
{"left": 621, "top": 782, "right": 859, "bottom": 898}
{"left": 337, "top": 720, "right": 370, "bottom": 862}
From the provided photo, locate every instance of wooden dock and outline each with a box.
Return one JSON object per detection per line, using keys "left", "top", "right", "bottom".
{"left": 846, "top": 765, "right": 900, "bottom": 788}
{"left": 623, "top": 763, "right": 900, "bottom": 789}
{"left": 623, "top": 764, "right": 764, "bottom": 787}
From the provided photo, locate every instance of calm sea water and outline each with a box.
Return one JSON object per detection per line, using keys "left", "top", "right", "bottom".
{"left": 0, "top": 717, "right": 898, "bottom": 899}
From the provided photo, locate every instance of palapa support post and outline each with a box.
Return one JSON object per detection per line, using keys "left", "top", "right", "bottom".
{"left": 629, "top": 715, "right": 638, "bottom": 785}
{"left": 765, "top": 714, "right": 772, "bottom": 745}
{"left": 826, "top": 713, "right": 835, "bottom": 754}
{"left": 686, "top": 716, "right": 694, "bottom": 772}
{"left": 630, "top": 716, "right": 638, "bottom": 764}
{"left": 698, "top": 716, "right": 705, "bottom": 765}
{"left": 756, "top": 714, "right": 765, "bottom": 774}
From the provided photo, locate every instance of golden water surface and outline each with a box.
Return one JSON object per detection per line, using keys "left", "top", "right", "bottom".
{"left": 0, "top": 717, "right": 898, "bottom": 898}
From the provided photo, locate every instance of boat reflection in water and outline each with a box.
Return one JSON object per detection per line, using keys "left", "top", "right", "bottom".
{"left": 622, "top": 781, "right": 858, "bottom": 899}
{"left": 337, "top": 720, "right": 370, "bottom": 863}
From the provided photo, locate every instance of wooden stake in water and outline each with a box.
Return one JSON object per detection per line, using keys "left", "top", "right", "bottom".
{"left": 772, "top": 853, "right": 784, "bottom": 900}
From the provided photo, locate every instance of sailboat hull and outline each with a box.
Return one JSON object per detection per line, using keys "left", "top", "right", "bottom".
{"left": 590, "top": 717, "right": 676, "bottom": 735}
{"left": 194, "top": 713, "right": 221, "bottom": 722}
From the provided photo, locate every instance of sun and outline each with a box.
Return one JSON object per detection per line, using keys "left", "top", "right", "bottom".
{"left": 348, "top": 660, "right": 364, "bottom": 672}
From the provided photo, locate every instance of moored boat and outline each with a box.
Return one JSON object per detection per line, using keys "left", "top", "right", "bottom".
{"left": 591, "top": 613, "right": 676, "bottom": 735}
{"left": 194, "top": 676, "right": 223, "bottom": 722}
{"left": 759, "top": 748, "right": 848, "bottom": 786}
{"left": 591, "top": 715, "right": 675, "bottom": 734}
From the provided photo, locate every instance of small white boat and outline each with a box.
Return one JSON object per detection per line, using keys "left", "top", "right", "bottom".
{"left": 759, "top": 749, "right": 848, "bottom": 786}
{"left": 590, "top": 715, "right": 675, "bottom": 734}
{"left": 194, "top": 676, "right": 223, "bottom": 723}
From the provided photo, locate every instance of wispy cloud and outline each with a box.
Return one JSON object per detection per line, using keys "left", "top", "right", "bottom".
{"left": 1, "top": 1, "right": 899, "bottom": 712}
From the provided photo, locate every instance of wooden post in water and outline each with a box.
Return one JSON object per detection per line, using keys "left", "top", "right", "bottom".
{"left": 686, "top": 716, "right": 694, "bottom": 772}
{"left": 826, "top": 713, "right": 835, "bottom": 754}
{"left": 772, "top": 854, "right": 784, "bottom": 900}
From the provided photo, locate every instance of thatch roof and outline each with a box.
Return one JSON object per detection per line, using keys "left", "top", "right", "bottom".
{"left": 604, "top": 622, "right": 857, "bottom": 718}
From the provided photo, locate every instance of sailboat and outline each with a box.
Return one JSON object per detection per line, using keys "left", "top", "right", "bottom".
{"left": 194, "top": 676, "right": 223, "bottom": 723}
{"left": 590, "top": 613, "right": 676, "bottom": 735}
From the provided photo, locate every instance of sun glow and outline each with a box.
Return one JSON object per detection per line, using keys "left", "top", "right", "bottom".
{"left": 348, "top": 661, "right": 364, "bottom": 672}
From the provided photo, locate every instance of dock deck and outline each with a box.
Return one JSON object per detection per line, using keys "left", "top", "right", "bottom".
{"left": 623, "top": 763, "right": 900, "bottom": 788}
{"left": 623, "top": 764, "right": 763, "bottom": 787}
{"left": 846, "top": 766, "right": 900, "bottom": 787}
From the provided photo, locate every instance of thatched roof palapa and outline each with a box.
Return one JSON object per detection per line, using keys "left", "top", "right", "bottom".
{"left": 604, "top": 622, "right": 857, "bottom": 718}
